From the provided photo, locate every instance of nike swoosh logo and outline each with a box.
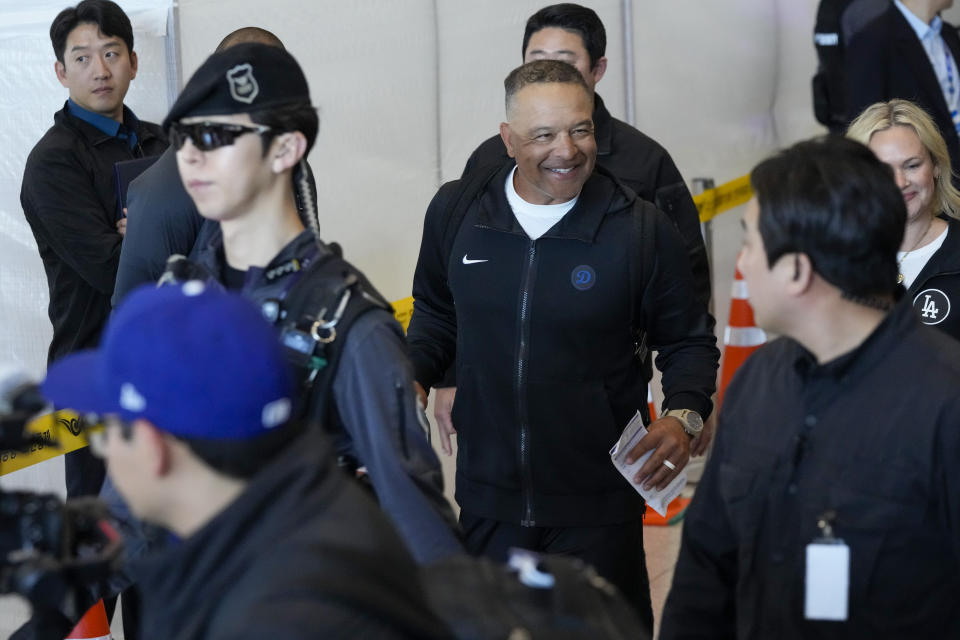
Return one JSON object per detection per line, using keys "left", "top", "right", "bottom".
{"left": 462, "top": 254, "right": 489, "bottom": 265}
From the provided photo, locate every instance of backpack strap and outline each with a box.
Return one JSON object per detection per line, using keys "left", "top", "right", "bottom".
{"left": 276, "top": 250, "right": 391, "bottom": 433}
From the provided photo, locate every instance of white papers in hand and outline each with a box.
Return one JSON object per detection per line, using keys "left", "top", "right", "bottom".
{"left": 609, "top": 410, "right": 686, "bottom": 516}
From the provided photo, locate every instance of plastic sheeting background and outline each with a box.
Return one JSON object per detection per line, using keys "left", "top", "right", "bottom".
{"left": 7, "top": 0, "right": 960, "bottom": 498}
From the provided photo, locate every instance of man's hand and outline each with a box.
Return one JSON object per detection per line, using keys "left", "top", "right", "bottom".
{"left": 116, "top": 215, "right": 127, "bottom": 237}
{"left": 625, "top": 416, "right": 691, "bottom": 491}
{"left": 433, "top": 386, "right": 457, "bottom": 456}
{"left": 690, "top": 412, "right": 716, "bottom": 457}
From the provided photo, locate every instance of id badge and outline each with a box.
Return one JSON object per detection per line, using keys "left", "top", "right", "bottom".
{"left": 804, "top": 539, "right": 849, "bottom": 621}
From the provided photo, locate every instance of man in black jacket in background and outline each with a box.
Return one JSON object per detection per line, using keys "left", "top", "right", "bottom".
{"left": 407, "top": 60, "right": 719, "bottom": 633}
{"left": 20, "top": 0, "right": 166, "bottom": 500}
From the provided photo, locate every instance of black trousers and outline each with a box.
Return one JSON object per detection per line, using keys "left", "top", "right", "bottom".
{"left": 460, "top": 512, "right": 654, "bottom": 633}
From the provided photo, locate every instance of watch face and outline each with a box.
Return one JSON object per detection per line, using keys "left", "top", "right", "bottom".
{"left": 686, "top": 411, "right": 704, "bottom": 434}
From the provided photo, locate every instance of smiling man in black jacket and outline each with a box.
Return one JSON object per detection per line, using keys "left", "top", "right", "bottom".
{"left": 433, "top": 2, "right": 712, "bottom": 460}
{"left": 407, "top": 60, "right": 719, "bottom": 633}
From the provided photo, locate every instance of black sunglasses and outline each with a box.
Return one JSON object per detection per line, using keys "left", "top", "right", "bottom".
{"left": 169, "top": 121, "right": 273, "bottom": 152}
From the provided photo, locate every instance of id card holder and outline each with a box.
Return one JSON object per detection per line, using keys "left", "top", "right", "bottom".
{"left": 804, "top": 510, "right": 849, "bottom": 621}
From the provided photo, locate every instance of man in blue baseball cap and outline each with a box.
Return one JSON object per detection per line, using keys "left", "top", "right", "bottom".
{"left": 41, "top": 282, "right": 447, "bottom": 639}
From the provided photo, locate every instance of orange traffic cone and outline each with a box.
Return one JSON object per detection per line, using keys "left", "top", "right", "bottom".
{"left": 644, "top": 496, "right": 691, "bottom": 526}
{"left": 646, "top": 385, "right": 657, "bottom": 422}
{"left": 66, "top": 599, "right": 111, "bottom": 640}
{"left": 718, "top": 268, "right": 767, "bottom": 408}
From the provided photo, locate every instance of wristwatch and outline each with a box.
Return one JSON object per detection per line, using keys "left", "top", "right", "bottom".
{"left": 664, "top": 409, "right": 703, "bottom": 439}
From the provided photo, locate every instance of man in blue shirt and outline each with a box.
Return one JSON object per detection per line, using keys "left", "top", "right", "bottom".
{"left": 20, "top": 0, "right": 166, "bottom": 500}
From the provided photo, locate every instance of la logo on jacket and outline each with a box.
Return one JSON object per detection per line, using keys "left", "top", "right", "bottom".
{"left": 914, "top": 288, "right": 950, "bottom": 325}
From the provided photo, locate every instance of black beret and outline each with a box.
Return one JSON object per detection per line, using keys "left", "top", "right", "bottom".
{"left": 163, "top": 43, "right": 310, "bottom": 130}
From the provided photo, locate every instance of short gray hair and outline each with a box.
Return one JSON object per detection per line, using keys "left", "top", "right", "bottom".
{"left": 504, "top": 60, "right": 589, "bottom": 117}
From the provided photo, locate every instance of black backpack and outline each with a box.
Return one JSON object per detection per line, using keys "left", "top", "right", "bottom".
{"left": 272, "top": 243, "right": 393, "bottom": 437}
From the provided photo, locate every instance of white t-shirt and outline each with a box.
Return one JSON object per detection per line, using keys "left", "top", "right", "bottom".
{"left": 898, "top": 224, "right": 949, "bottom": 288}
{"left": 505, "top": 166, "right": 578, "bottom": 240}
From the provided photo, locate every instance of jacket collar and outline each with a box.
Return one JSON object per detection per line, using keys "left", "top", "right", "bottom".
{"left": 135, "top": 429, "right": 336, "bottom": 636}
{"left": 593, "top": 93, "right": 613, "bottom": 157}
{"left": 791, "top": 293, "right": 914, "bottom": 383}
{"left": 476, "top": 160, "right": 635, "bottom": 244}
{"left": 55, "top": 101, "right": 160, "bottom": 149}
{"left": 911, "top": 216, "right": 960, "bottom": 291}
{"left": 194, "top": 227, "right": 328, "bottom": 287}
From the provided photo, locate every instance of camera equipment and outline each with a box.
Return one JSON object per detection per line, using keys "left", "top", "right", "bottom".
{"left": 0, "top": 366, "right": 52, "bottom": 454}
{"left": 0, "top": 367, "right": 123, "bottom": 636}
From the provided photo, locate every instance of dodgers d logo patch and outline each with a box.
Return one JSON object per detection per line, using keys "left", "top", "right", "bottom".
{"left": 227, "top": 63, "right": 259, "bottom": 104}
{"left": 913, "top": 288, "right": 950, "bottom": 325}
{"left": 571, "top": 265, "right": 596, "bottom": 291}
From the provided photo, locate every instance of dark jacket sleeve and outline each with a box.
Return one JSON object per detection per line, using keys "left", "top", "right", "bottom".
{"left": 658, "top": 407, "right": 738, "bottom": 638}
{"left": 21, "top": 148, "right": 121, "bottom": 295}
{"left": 844, "top": 21, "right": 887, "bottom": 124}
{"left": 640, "top": 204, "right": 719, "bottom": 417}
{"left": 113, "top": 148, "right": 204, "bottom": 306}
{"left": 331, "top": 311, "right": 462, "bottom": 565}
{"left": 650, "top": 155, "right": 712, "bottom": 306}
{"left": 406, "top": 182, "right": 461, "bottom": 389}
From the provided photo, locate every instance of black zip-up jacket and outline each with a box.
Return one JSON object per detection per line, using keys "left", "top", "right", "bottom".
{"left": 20, "top": 103, "right": 166, "bottom": 363}
{"left": 463, "top": 94, "right": 710, "bottom": 305}
{"left": 661, "top": 301, "right": 960, "bottom": 639}
{"left": 906, "top": 216, "right": 960, "bottom": 341}
{"left": 407, "top": 163, "right": 719, "bottom": 527}
{"left": 135, "top": 431, "right": 449, "bottom": 639}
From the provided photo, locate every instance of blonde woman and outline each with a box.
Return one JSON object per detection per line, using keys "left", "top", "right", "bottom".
{"left": 849, "top": 99, "right": 960, "bottom": 339}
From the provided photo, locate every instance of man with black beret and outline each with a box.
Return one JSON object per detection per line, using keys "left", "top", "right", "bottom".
{"left": 112, "top": 26, "right": 298, "bottom": 307}
{"left": 157, "top": 43, "right": 462, "bottom": 565}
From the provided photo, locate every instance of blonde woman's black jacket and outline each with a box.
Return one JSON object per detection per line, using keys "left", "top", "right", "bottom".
{"left": 906, "top": 216, "right": 960, "bottom": 341}
{"left": 20, "top": 103, "right": 166, "bottom": 364}
{"left": 407, "top": 162, "right": 719, "bottom": 527}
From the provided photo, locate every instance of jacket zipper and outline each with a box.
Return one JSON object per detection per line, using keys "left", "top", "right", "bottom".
{"left": 517, "top": 239, "right": 537, "bottom": 527}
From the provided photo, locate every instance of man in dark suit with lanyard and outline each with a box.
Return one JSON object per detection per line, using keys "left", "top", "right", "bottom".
{"left": 846, "top": 0, "right": 960, "bottom": 174}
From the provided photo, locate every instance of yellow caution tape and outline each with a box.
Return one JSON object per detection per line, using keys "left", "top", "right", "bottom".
{"left": 693, "top": 174, "right": 753, "bottom": 223}
{"left": 392, "top": 296, "right": 414, "bottom": 332}
{"left": 0, "top": 411, "right": 89, "bottom": 476}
